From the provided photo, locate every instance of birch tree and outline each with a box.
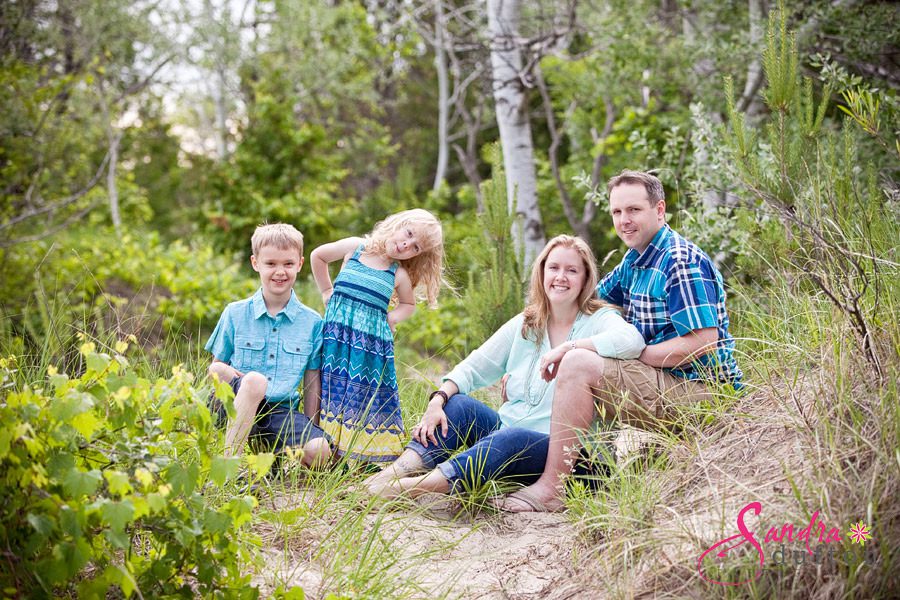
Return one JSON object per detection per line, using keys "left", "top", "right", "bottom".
{"left": 487, "top": 0, "right": 545, "bottom": 266}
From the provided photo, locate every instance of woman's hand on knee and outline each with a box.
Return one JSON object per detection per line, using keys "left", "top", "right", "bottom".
{"left": 412, "top": 403, "right": 448, "bottom": 447}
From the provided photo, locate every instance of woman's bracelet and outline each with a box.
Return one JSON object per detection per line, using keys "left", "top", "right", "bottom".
{"left": 428, "top": 389, "right": 450, "bottom": 407}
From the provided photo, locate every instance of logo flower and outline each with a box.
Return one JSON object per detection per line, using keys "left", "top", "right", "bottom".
{"left": 847, "top": 521, "right": 872, "bottom": 545}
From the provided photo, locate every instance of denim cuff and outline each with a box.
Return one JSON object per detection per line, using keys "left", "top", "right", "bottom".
{"left": 406, "top": 440, "right": 438, "bottom": 470}
{"left": 436, "top": 460, "right": 463, "bottom": 495}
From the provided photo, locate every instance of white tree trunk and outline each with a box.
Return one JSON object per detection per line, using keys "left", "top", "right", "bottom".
{"left": 213, "top": 63, "right": 228, "bottom": 160}
{"left": 433, "top": 0, "right": 449, "bottom": 190}
{"left": 737, "top": 0, "right": 766, "bottom": 115}
{"left": 487, "top": 0, "right": 545, "bottom": 267}
{"left": 107, "top": 127, "right": 122, "bottom": 236}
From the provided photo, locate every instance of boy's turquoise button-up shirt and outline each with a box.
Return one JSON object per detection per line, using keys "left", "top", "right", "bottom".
{"left": 205, "top": 289, "right": 323, "bottom": 408}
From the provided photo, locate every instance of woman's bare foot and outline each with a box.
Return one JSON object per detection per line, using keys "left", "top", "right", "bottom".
{"left": 369, "top": 469, "right": 451, "bottom": 499}
{"left": 363, "top": 449, "right": 427, "bottom": 490}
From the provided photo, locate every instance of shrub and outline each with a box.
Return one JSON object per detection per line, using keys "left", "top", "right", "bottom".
{"left": 0, "top": 342, "right": 262, "bottom": 597}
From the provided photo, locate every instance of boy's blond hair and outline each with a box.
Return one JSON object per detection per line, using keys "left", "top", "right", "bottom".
{"left": 366, "top": 208, "right": 446, "bottom": 307}
{"left": 251, "top": 223, "right": 304, "bottom": 257}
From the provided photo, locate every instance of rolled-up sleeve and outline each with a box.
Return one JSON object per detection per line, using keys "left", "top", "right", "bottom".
{"left": 205, "top": 308, "right": 236, "bottom": 363}
{"left": 306, "top": 319, "right": 324, "bottom": 371}
{"left": 587, "top": 308, "right": 646, "bottom": 359}
{"left": 443, "top": 315, "right": 519, "bottom": 394}
{"left": 666, "top": 259, "right": 719, "bottom": 336}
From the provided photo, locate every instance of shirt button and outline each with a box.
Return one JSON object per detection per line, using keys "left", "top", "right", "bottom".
{"left": 269, "top": 354, "right": 274, "bottom": 359}
{"left": 273, "top": 328, "right": 277, "bottom": 332}
{"left": 267, "top": 377, "right": 272, "bottom": 381}
{"left": 245, "top": 342, "right": 251, "bottom": 346}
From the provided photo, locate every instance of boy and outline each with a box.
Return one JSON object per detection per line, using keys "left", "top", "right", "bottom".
{"left": 206, "top": 223, "right": 331, "bottom": 468}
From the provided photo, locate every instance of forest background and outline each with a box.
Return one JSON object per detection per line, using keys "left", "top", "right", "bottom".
{"left": 1, "top": 0, "right": 898, "bottom": 598}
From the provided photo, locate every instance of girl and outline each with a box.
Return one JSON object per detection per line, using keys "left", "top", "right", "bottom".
{"left": 310, "top": 209, "right": 445, "bottom": 463}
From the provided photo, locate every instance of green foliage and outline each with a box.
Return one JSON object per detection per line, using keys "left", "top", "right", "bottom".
{"left": 0, "top": 344, "right": 260, "bottom": 597}
{"left": 723, "top": 5, "right": 899, "bottom": 377}
{"left": 461, "top": 145, "right": 526, "bottom": 349}
{"left": 203, "top": 71, "right": 355, "bottom": 259}
{"left": 0, "top": 1, "right": 178, "bottom": 244}
{"left": 0, "top": 228, "right": 257, "bottom": 369}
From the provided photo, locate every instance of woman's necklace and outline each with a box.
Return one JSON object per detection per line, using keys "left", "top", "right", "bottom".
{"left": 523, "top": 313, "right": 582, "bottom": 407}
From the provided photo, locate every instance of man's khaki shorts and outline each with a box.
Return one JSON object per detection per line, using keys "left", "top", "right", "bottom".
{"left": 590, "top": 358, "right": 711, "bottom": 426}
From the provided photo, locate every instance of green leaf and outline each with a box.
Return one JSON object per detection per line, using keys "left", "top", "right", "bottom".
{"left": 246, "top": 452, "right": 275, "bottom": 479}
{"left": 209, "top": 456, "right": 241, "bottom": 486}
{"left": 63, "top": 468, "right": 102, "bottom": 497}
{"left": 52, "top": 392, "right": 94, "bottom": 422}
{"left": 274, "top": 586, "right": 306, "bottom": 600}
{"left": 86, "top": 352, "right": 111, "bottom": 373}
{"left": 165, "top": 461, "right": 199, "bottom": 495}
{"left": 100, "top": 500, "right": 135, "bottom": 548}
{"left": 0, "top": 427, "right": 11, "bottom": 458}
{"left": 27, "top": 513, "right": 56, "bottom": 537}
{"left": 104, "top": 470, "right": 133, "bottom": 496}
{"left": 47, "top": 451, "right": 76, "bottom": 479}
{"left": 203, "top": 508, "right": 231, "bottom": 535}
{"left": 105, "top": 564, "right": 138, "bottom": 598}
{"left": 49, "top": 372, "right": 69, "bottom": 390}
{"left": 71, "top": 410, "right": 103, "bottom": 440}
{"left": 49, "top": 537, "right": 92, "bottom": 581}
{"left": 146, "top": 492, "right": 167, "bottom": 514}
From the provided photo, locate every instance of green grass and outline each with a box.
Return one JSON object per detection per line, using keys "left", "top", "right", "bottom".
{"left": 2, "top": 238, "right": 898, "bottom": 599}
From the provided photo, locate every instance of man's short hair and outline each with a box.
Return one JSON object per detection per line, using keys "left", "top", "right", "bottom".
{"left": 251, "top": 223, "right": 304, "bottom": 257}
{"left": 607, "top": 170, "right": 665, "bottom": 205}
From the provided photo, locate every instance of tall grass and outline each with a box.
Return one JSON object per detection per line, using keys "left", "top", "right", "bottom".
{"left": 565, "top": 265, "right": 899, "bottom": 599}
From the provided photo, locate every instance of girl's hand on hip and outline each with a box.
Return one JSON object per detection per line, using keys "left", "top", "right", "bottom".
{"left": 412, "top": 403, "right": 448, "bottom": 447}
{"left": 321, "top": 288, "right": 333, "bottom": 306}
{"left": 387, "top": 312, "right": 398, "bottom": 334}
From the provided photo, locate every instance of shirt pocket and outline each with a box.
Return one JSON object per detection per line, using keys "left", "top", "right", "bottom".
{"left": 283, "top": 340, "right": 313, "bottom": 374}
{"left": 628, "top": 292, "right": 668, "bottom": 338}
{"left": 234, "top": 336, "right": 266, "bottom": 372}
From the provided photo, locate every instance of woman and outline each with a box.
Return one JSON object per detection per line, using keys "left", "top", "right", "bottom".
{"left": 366, "top": 235, "right": 645, "bottom": 505}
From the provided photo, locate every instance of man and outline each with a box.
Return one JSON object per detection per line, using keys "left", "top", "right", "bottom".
{"left": 499, "top": 169, "right": 742, "bottom": 512}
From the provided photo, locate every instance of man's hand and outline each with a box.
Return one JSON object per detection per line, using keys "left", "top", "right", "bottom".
{"left": 500, "top": 374, "right": 510, "bottom": 403}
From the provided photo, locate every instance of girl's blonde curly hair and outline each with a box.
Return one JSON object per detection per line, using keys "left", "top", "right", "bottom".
{"left": 366, "top": 208, "right": 446, "bottom": 307}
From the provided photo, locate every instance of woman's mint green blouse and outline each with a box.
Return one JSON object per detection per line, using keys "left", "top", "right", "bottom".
{"left": 443, "top": 307, "right": 645, "bottom": 434}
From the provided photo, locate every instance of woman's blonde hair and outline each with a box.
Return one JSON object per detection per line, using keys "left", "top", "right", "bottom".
{"left": 521, "top": 234, "right": 615, "bottom": 343}
{"left": 366, "top": 208, "right": 446, "bottom": 307}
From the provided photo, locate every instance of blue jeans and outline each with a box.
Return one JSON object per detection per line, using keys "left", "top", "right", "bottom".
{"left": 407, "top": 394, "right": 593, "bottom": 493}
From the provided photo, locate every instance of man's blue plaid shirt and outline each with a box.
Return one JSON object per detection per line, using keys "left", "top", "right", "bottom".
{"left": 597, "top": 225, "right": 742, "bottom": 388}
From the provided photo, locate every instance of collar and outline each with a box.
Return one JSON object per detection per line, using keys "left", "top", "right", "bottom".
{"left": 251, "top": 288, "right": 301, "bottom": 321}
{"left": 630, "top": 224, "right": 672, "bottom": 269}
